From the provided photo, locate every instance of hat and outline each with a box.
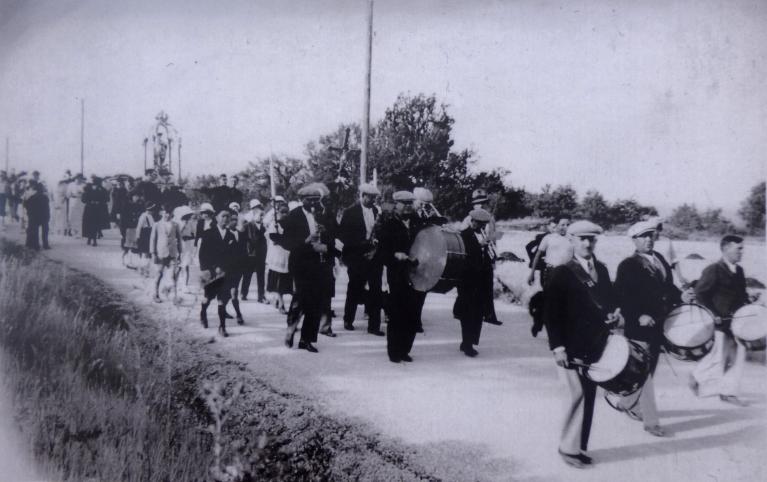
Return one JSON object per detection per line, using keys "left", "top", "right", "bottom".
{"left": 413, "top": 187, "right": 434, "bottom": 203}
{"left": 199, "top": 202, "right": 215, "bottom": 214}
{"left": 173, "top": 205, "right": 194, "bottom": 220}
{"left": 249, "top": 199, "right": 262, "bottom": 209}
{"left": 305, "top": 182, "right": 330, "bottom": 197}
{"left": 469, "top": 208, "right": 491, "bottom": 222}
{"left": 228, "top": 202, "right": 241, "bottom": 211}
{"left": 144, "top": 202, "right": 156, "bottom": 210}
{"left": 393, "top": 191, "right": 415, "bottom": 202}
{"left": 471, "top": 188, "right": 489, "bottom": 204}
{"left": 567, "top": 220, "right": 603, "bottom": 237}
{"left": 359, "top": 183, "right": 381, "bottom": 196}
{"left": 273, "top": 195, "right": 286, "bottom": 203}
{"left": 297, "top": 185, "right": 322, "bottom": 198}
{"left": 627, "top": 221, "right": 657, "bottom": 238}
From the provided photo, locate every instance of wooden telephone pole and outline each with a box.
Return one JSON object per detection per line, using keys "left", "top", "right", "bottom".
{"left": 360, "top": 0, "right": 374, "bottom": 185}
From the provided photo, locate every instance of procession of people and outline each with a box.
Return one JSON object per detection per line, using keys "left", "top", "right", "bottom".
{"left": 1, "top": 166, "right": 763, "bottom": 470}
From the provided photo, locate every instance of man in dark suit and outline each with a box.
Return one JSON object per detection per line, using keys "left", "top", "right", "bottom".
{"left": 691, "top": 235, "right": 751, "bottom": 406}
{"left": 225, "top": 210, "right": 248, "bottom": 325}
{"left": 23, "top": 182, "right": 50, "bottom": 250}
{"left": 613, "top": 221, "right": 692, "bottom": 437}
{"left": 544, "top": 220, "right": 620, "bottom": 469}
{"left": 377, "top": 190, "right": 423, "bottom": 363}
{"left": 241, "top": 199, "right": 268, "bottom": 302}
{"left": 198, "top": 210, "right": 236, "bottom": 336}
{"left": 280, "top": 186, "right": 329, "bottom": 352}
{"left": 412, "top": 187, "right": 447, "bottom": 334}
{"left": 453, "top": 208, "right": 494, "bottom": 357}
{"left": 339, "top": 183, "right": 385, "bottom": 335}
{"left": 195, "top": 174, "right": 231, "bottom": 213}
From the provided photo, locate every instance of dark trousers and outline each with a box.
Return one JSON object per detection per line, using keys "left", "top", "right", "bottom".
{"left": 288, "top": 273, "right": 322, "bottom": 344}
{"left": 343, "top": 258, "right": 383, "bottom": 331}
{"left": 25, "top": 221, "right": 49, "bottom": 249}
{"left": 482, "top": 268, "right": 498, "bottom": 322}
{"left": 241, "top": 257, "right": 266, "bottom": 300}
{"left": 386, "top": 282, "right": 419, "bottom": 359}
{"left": 414, "top": 290, "right": 427, "bottom": 330}
{"left": 460, "top": 317, "right": 483, "bottom": 346}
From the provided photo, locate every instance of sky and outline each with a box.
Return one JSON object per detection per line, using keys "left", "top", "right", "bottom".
{"left": 0, "top": 0, "right": 765, "bottom": 215}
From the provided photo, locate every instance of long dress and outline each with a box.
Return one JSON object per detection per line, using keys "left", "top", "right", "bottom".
{"left": 67, "top": 182, "right": 85, "bottom": 237}
{"left": 265, "top": 211, "right": 292, "bottom": 295}
{"left": 53, "top": 181, "right": 70, "bottom": 235}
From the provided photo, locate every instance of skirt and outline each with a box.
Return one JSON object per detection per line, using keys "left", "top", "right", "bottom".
{"left": 137, "top": 227, "right": 152, "bottom": 255}
{"left": 267, "top": 269, "right": 293, "bottom": 295}
{"left": 124, "top": 228, "right": 138, "bottom": 250}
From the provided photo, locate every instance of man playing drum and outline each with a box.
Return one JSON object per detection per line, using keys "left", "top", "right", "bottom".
{"left": 690, "top": 235, "right": 751, "bottom": 406}
{"left": 612, "top": 221, "right": 693, "bottom": 437}
{"left": 543, "top": 220, "right": 620, "bottom": 468}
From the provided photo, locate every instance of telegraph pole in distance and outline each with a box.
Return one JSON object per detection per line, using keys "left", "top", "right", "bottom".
{"left": 360, "top": 0, "right": 374, "bottom": 185}
{"left": 80, "top": 98, "right": 85, "bottom": 175}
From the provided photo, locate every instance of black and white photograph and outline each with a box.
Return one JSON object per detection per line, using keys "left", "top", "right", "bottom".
{"left": 0, "top": 0, "right": 765, "bottom": 480}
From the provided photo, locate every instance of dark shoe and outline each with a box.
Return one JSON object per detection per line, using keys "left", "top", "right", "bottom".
{"left": 200, "top": 312, "right": 208, "bottom": 329}
{"left": 285, "top": 331, "right": 295, "bottom": 348}
{"left": 43, "top": 245, "right": 51, "bottom": 250}
{"left": 279, "top": 307, "right": 288, "bottom": 315}
{"left": 578, "top": 453, "right": 593, "bottom": 465}
{"left": 485, "top": 318, "right": 503, "bottom": 325}
{"left": 225, "top": 312, "right": 234, "bottom": 319}
{"left": 236, "top": 316, "right": 244, "bottom": 326}
{"left": 415, "top": 326, "right": 424, "bottom": 334}
{"left": 218, "top": 326, "right": 229, "bottom": 337}
{"left": 344, "top": 323, "right": 355, "bottom": 331}
{"left": 625, "top": 408, "right": 643, "bottom": 422}
{"left": 463, "top": 346, "right": 478, "bottom": 357}
{"left": 298, "top": 341, "right": 318, "bottom": 353}
{"left": 644, "top": 425, "right": 667, "bottom": 437}
{"left": 257, "top": 297, "right": 267, "bottom": 304}
{"left": 720, "top": 395, "right": 748, "bottom": 407}
{"left": 241, "top": 295, "right": 248, "bottom": 301}
{"left": 558, "top": 450, "right": 586, "bottom": 469}
{"left": 320, "top": 330, "right": 337, "bottom": 338}
{"left": 389, "top": 356, "right": 401, "bottom": 363}
{"left": 367, "top": 329, "right": 385, "bottom": 336}
{"left": 400, "top": 354, "right": 413, "bottom": 362}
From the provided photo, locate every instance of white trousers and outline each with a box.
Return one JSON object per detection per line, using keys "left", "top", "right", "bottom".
{"left": 691, "top": 331, "right": 745, "bottom": 397}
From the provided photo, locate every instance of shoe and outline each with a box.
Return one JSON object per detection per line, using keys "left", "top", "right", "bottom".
{"left": 485, "top": 318, "right": 503, "bottom": 326}
{"left": 236, "top": 316, "right": 244, "bottom": 326}
{"left": 720, "top": 395, "right": 748, "bottom": 407}
{"left": 218, "top": 326, "right": 229, "bottom": 337}
{"left": 320, "top": 330, "right": 337, "bottom": 338}
{"left": 43, "top": 246, "right": 51, "bottom": 250}
{"left": 400, "top": 354, "right": 413, "bottom": 362}
{"left": 153, "top": 294, "right": 162, "bottom": 303}
{"left": 257, "top": 297, "right": 267, "bottom": 304}
{"left": 644, "top": 425, "right": 667, "bottom": 437}
{"left": 279, "top": 307, "right": 288, "bottom": 315}
{"left": 558, "top": 450, "right": 586, "bottom": 469}
{"left": 298, "top": 341, "right": 318, "bottom": 353}
{"left": 200, "top": 312, "right": 208, "bottom": 329}
{"left": 578, "top": 453, "right": 593, "bottom": 465}
{"left": 415, "top": 326, "right": 424, "bottom": 334}
{"left": 463, "top": 346, "right": 478, "bottom": 357}
{"left": 241, "top": 295, "right": 248, "bottom": 301}
{"left": 225, "top": 312, "right": 234, "bottom": 319}
{"left": 625, "top": 408, "right": 643, "bottom": 422}
{"left": 389, "top": 356, "right": 401, "bottom": 363}
{"left": 367, "top": 329, "right": 385, "bottom": 337}
{"left": 344, "top": 323, "right": 355, "bottom": 331}
{"left": 285, "top": 331, "right": 295, "bottom": 348}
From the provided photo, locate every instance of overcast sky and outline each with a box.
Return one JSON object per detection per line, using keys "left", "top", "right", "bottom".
{"left": 1, "top": 0, "right": 765, "bottom": 213}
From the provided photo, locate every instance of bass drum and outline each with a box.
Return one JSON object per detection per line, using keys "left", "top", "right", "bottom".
{"left": 663, "top": 304, "right": 716, "bottom": 361}
{"left": 731, "top": 304, "right": 767, "bottom": 351}
{"left": 585, "top": 334, "right": 651, "bottom": 397}
{"left": 409, "top": 226, "right": 466, "bottom": 293}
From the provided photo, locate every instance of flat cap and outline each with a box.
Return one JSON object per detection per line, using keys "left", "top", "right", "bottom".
{"left": 567, "top": 220, "right": 603, "bottom": 237}
{"left": 249, "top": 199, "right": 262, "bottom": 209}
{"left": 297, "top": 185, "right": 322, "bottom": 198}
{"left": 627, "top": 220, "right": 656, "bottom": 238}
{"left": 273, "top": 195, "right": 286, "bottom": 203}
{"left": 413, "top": 187, "right": 434, "bottom": 203}
{"left": 306, "top": 182, "right": 330, "bottom": 197}
{"left": 359, "top": 183, "right": 381, "bottom": 196}
{"left": 228, "top": 202, "right": 241, "bottom": 211}
{"left": 469, "top": 208, "right": 492, "bottom": 222}
{"left": 393, "top": 190, "right": 415, "bottom": 202}
{"left": 472, "top": 188, "right": 489, "bottom": 203}
{"left": 173, "top": 205, "right": 194, "bottom": 220}
{"left": 199, "top": 202, "right": 215, "bottom": 214}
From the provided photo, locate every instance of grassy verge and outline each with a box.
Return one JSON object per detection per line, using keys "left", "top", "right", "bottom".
{"left": 0, "top": 239, "right": 454, "bottom": 481}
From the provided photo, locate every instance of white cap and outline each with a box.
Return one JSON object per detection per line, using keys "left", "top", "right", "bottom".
{"left": 627, "top": 221, "right": 657, "bottom": 238}
{"left": 249, "top": 199, "right": 262, "bottom": 209}
{"left": 199, "top": 202, "right": 215, "bottom": 214}
{"left": 228, "top": 202, "right": 241, "bottom": 211}
{"left": 413, "top": 187, "right": 434, "bottom": 203}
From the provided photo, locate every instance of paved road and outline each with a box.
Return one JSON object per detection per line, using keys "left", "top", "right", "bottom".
{"left": 6, "top": 227, "right": 767, "bottom": 481}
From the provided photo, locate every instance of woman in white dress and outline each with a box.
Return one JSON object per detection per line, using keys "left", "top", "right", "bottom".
{"left": 66, "top": 175, "right": 86, "bottom": 237}
{"left": 264, "top": 200, "right": 292, "bottom": 314}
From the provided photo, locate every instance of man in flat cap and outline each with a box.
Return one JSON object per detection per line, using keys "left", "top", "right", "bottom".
{"left": 612, "top": 220, "right": 691, "bottom": 437}
{"left": 544, "top": 220, "right": 621, "bottom": 468}
{"left": 280, "top": 185, "right": 332, "bottom": 352}
{"left": 453, "top": 208, "right": 495, "bottom": 357}
{"left": 411, "top": 187, "right": 448, "bottom": 333}
{"left": 464, "top": 188, "right": 502, "bottom": 325}
{"left": 339, "top": 183, "right": 385, "bottom": 336}
{"left": 241, "top": 199, "right": 268, "bottom": 303}
{"left": 376, "top": 190, "right": 423, "bottom": 363}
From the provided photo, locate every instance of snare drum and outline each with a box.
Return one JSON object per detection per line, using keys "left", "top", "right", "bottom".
{"left": 585, "top": 334, "right": 651, "bottom": 396}
{"left": 663, "top": 303, "right": 716, "bottom": 361}
{"left": 731, "top": 304, "right": 767, "bottom": 351}
{"left": 409, "top": 226, "right": 466, "bottom": 293}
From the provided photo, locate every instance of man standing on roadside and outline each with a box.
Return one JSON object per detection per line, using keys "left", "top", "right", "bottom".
{"left": 23, "top": 182, "right": 50, "bottom": 250}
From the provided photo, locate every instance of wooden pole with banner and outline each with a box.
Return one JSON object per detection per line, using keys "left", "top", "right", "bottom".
{"left": 177, "top": 137, "right": 182, "bottom": 183}
{"left": 360, "top": 0, "right": 374, "bottom": 186}
{"left": 269, "top": 155, "right": 276, "bottom": 199}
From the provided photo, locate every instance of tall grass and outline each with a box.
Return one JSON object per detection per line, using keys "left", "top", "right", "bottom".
{"left": 0, "top": 240, "right": 211, "bottom": 481}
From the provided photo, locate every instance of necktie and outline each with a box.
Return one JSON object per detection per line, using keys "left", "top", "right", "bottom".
{"left": 587, "top": 259, "right": 598, "bottom": 282}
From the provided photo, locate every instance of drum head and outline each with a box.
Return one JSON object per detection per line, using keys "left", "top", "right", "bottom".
{"left": 664, "top": 304, "right": 715, "bottom": 348}
{"left": 732, "top": 304, "right": 767, "bottom": 341}
{"left": 587, "top": 334, "right": 628, "bottom": 382}
{"left": 409, "top": 226, "right": 448, "bottom": 292}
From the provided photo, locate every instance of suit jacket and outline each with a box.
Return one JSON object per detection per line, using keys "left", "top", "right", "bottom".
{"left": 376, "top": 213, "right": 422, "bottom": 289}
{"left": 695, "top": 260, "right": 748, "bottom": 331}
{"left": 339, "top": 203, "right": 379, "bottom": 260}
{"left": 543, "top": 258, "right": 617, "bottom": 363}
{"left": 24, "top": 192, "right": 50, "bottom": 223}
{"left": 227, "top": 229, "right": 249, "bottom": 273}
{"left": 199, "top": 227, "right": 235, "bottom": 273}
{"left": 244, "top": 221, "right": 268, "bottom": 261}
{"left": 281, "top": 206, "right": 332, "bottom": 278}
{"left": 453, "top": 228, "right": 494, "bottom": 320}
{"left": 615, "top": 251, "right": 680, "bottom": 346}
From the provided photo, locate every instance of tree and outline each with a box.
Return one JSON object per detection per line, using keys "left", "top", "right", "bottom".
{"left": 700, "top": 208, "right": 737, "bottom": 235}
{"left": 739, "top": 181, "right": 766, "bottom": 233}
{"left": 531, "top": 184, "right": 578, "bottom": 218}
{"left": 607, "top": 199, "right": 657, "bottom": 226}
{"left": 237, "top": 155, "right": 313, "bottom": 203}
{"left": 578, "top": 190, "right": 611, "bottom": 226}
{"left": 305, "top": 123, "right": 363, "bottom": 209}
{"left": 668, "top": 204, "right": 703, "bottom": 231}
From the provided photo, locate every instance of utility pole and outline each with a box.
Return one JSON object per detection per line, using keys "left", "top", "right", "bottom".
{"left": 177, "top": 137, "right": 182, "bottom": 183}
{"left": 80, "top": 98, "right": 85, "bottom": 175}
{"left": 4, "top": 137, "right": 8, "bottom": 172}
{"left": 360, "top": 0, "right": 374, "bottom": 185}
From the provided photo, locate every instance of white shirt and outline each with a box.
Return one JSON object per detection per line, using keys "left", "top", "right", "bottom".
{"left": 303, "top": 208, "right": 317, "bottom": 236}
{"left": 723, "top": 258, "right": 738, "bottom": 273}
{"left": 361, "top": 205, "right": 375, "bottom": 240}
{"left": 541, "top": 233, "right": 573, "bottom": 267}
{"left": 574, "top": 254, "right": 594, "bottom": 275}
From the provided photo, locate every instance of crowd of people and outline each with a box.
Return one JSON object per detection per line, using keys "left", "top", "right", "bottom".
{"left": 2, "top": 166, "right": 761, "bottom": 470}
